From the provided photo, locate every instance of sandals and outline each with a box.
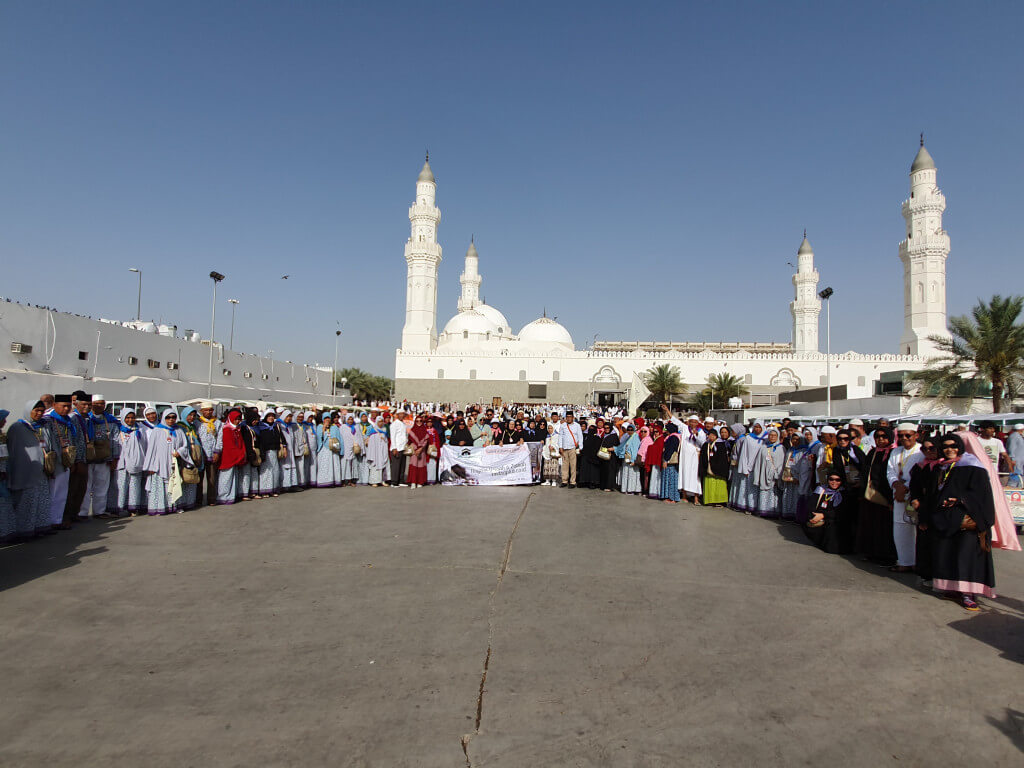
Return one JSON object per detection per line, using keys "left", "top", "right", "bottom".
{"left": 960, "top": 594, "right": 980, "bottom": 611}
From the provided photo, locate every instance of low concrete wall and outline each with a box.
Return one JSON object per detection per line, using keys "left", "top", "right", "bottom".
{"left": 395, "top": 378, "right": 604, "bottom": 404}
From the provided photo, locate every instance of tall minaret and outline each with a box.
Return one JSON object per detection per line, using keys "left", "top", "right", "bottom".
{"left": 790, "top": 231, "right": 821, "bottom": 352}
{"left": 899, "top": 136, "right": 950, "bottom": 357}
{"left": 401, "top": 154, "right": 443, "bottom": 352}
{"left": 457, "top": 238, "right": 482, "bottom": 313}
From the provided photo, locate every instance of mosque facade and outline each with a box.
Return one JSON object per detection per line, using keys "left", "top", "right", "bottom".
{"left": 395, "top": 142, "right": 949, "bottom": 406}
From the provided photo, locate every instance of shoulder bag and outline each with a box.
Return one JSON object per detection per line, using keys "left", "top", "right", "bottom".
{"left": 329, "top": 436, "right": 341, "bottom": 454}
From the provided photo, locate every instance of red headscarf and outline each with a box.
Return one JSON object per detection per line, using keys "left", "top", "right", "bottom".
{"left": 219, "top": 409, "right": 247, "bottom": 470}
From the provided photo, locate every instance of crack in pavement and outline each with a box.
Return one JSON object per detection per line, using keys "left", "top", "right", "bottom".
{"left": 462, "top": 491, "right": 534, "bottom": 767}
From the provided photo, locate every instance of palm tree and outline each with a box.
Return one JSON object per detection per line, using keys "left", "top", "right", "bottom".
{"left": 909, "top": 294, "right": 1024, "bottom": 413}
{"left": 643, "top": 364, "right": 686, "bottom": 405}
{"left": 706, "top": 372, "right": 749, "bottom": 402}
{"left": 336, "top": 367, "right": 394, "bottom": 402}
{"left": 690, "top": 390, "right": 714, "bottom": 418}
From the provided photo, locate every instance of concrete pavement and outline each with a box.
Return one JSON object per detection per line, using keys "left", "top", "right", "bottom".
{"left": 0, "top": 486, "right": 1022, "bottom": 767}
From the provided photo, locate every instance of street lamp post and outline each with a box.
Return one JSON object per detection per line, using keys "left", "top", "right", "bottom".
{"left": 332, "top": 329, "right": 341, "bottom": 407}
{"left": 207, "top": 271, "right": 225, "bottom": 398}
{"left": 128, "top": 268, "right": 142, "bottom": 321}
{"left": 227, "top": 299, "right": 239, "bottom": 350}
{"left": 819, "top": 287, "right": 834, "bottom": 418}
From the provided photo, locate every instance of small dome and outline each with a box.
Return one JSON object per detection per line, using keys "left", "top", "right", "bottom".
{"left": 911, "top": 144, "right": 935, "bottom": 173}
{"left": 518, "top": 316, "right": 574, "bottom": 349}
{"left": 442, "top": 309, "right": 499, "bottom": 336}
{"left": 797, "top": 235, "right": 813, "bottom": 255}
{"left": 466, "top": 240, "right": 478, "bottom": 259}
{"left": 418, "top": 158, "right": 435, "bottom": 183}
{"left": 475, "top": 303, "right": 510, "bottom": 335}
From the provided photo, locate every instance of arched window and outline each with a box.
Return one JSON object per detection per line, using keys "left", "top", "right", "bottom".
{"left": 519, "top": 370, "right": 527, "bottom": 381}
{"left": 463, "top": 330, "right": 468, "bottom": 339}
{"left": 916, "top": 282, "right": 924, "bottom": 303}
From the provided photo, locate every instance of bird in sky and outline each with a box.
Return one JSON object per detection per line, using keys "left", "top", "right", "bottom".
{"left": 281, "top": 275, "right": 290, "bottom": 280}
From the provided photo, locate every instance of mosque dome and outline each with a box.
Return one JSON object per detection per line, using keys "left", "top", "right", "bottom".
{"left": 911, "top": 144, "right": 935, "bottom": 173}
{"left": 517, "top": 316, "right": 574, "bottom": 350}
{"left": 475, "top": 303, "right": 511, "bottom": 336}
{"left": 443, "top": 309, "right": 498, "bottom": 336}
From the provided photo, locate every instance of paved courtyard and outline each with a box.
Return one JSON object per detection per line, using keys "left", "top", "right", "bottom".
{"left": 1, "top": 486, "right": 1022, "bottom": 767}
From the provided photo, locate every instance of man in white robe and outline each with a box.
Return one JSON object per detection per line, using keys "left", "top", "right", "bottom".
{"left": 887, "top": 423, "right": 924, "bottom": 571}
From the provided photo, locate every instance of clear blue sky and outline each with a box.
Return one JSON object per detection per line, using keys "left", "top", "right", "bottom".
{"left": 2, "top": 1, "right": 1021, "bottom": 375}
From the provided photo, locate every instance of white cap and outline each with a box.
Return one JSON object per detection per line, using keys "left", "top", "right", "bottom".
{"left": 896, "top": 422, "right": 918, "bottom": 433}
{"left": 91, "top": 394, "right": 105, "bottom": 402}
{"left": 820, "top": 426, "right": 837, "bottom": 434}
{"left": 199, "top": 400, "right": 215, "bottom": 409}
{"left": 686, "top": 414, "right": 699, "bottom": 420}
{"left": 1013, "top": 423, "right": 1024, "bottom": 430}
{"left": 704, "top": 416, "right": 715, "bottom": 423}
{"left": 849, "top": 418, "right": 864, "bottom": 426}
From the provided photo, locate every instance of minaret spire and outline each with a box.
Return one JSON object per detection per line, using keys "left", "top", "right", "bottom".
{"left": 401, "top": 155, "right": 442, "bottom": 352}
{"left": 457, "top": 237, "right": 482, "bottom": 313}
{"left": 900, "top": 137, "right": 950, "bottom": 356}
{"left": 791, "top": 232, "right": 820, "bottom": 352}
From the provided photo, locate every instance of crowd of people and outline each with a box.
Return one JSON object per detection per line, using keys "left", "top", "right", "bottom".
{"left": 2, "top": 393, "right": 1020, "bottom": 611}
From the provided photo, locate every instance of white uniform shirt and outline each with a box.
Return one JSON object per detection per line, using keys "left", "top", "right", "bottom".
{"left": 390, "top": 418, "right": 408, "bottom": 451}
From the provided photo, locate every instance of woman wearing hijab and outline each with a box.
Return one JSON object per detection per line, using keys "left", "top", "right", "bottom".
{"left": 698, "top": 428, "right": 730, "bottom": 506}
{"left": 931, "top": 432, "right": 998, "bottom": 610}
{"left": 856, "top": 427, "right": 897, "bottom": 564}
{"left": 542, "top": 423, "right": 562, "bottom": 486}
{"left": 239, "top": 408, "right": 261, "bottom": 500}
{"left": 142, "top": 409, "right": 192, "bottom": 515}
{"left": 730, "top": 422, "right": 762, "bottom": 512}
{"left": 617, "top": 424, "right": 642, "bottom": 494}
{"left": 599, "top": 424, "right": 620, "bottom": 492}
{"left": 635, "top": 425, "right": 653, "bottom": 494}
{"left": 139, "top": 405, "right": 159, "bottom": 432}
{"left": 5, "top": 402, "right": 52, "bottom": 541}
{"left": 339, "top": 414, "right": 359, "bottom": 485}
{"left": 316, "top": 414, "right": 343, "bottom": 488}
{"left": 294, "top": 412, "right": 314, "bottom": 489}
{"left": 406, "top": 414, "right": 430, "bottom": 488}
{"left": 779, "top": 432, "right": 809, "bottom": 521}
{"left": 448, "top": 418, "right": 474, "bottom": 447}
{"left": 277, "top": 411, "right": 299, "bottom": 492}
{"left": 750, "top": 427, "right": 785, "bottom": 518}
{"left": 356, "top": 413, "right": 371, "bottom": 485}
{"left": 660, "top": 423, "right": 681, "bottom": 503}
{"left": 908, "top": 434, "right": 942, "bottom": 581}
{"left": 726, "top": 424, "right": 746, "bottom": 507}
{"left": 803, "top": 470, "right": 849, "bottom": 553}
{"left": 426, "top": 417, "right": 443, "bottom": 484}
{"left": 646, "top": 423, "right": 665, "bottom": 499}
{"left": 214, "top": 409, "right": 246, "bottom": 504}
{"left": 578, "top": 424, "right": 602, "bottom": 489}
{"left": 177, "top": 407, "right": 205, "bottom": 511}
{"left": 364, "top": 417, "right": 390, "bottom": 487}
{"left": 0, "top": 409, "right": 13, "bottom": 541}
{"left": 114, "top": 407, "right": 147, "bottom": 516}
{"left": 255, "top": 409, "right": 284, "bottom": 498}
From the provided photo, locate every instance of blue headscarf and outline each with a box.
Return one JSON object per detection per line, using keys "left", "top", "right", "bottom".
{"left": 615, "top": 427, "right": 640, "bottom": 459}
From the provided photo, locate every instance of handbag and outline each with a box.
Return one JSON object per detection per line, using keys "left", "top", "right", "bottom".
{"left": 666, "top": 449, "right": 679, "bottom": 465}
{"left": 781, "top": 466, "right": 795, "bottom": 483}
{"left": 85, "top": 441, "right": 96, "bottom": 462}
{"left": 597, "top": 447, "right": 611, "bottom": 461}
{"left": 61, "top": 445, "right": 76, "bottom": 468}
{"left": 189, "top": 442, "right": 203, "bottom": 464}
{"left": 251, "top": 447, "right": 262, "bottom": 467}
{"left": 93, "top": 438, "right": 112, "bottom": 462}
{"left": 277, "top": 445, "right": 288, "bottom": 460}
{"left": 43, "top": 450, "right": 58, "bottom": 476}
{"left": 863, "top": 479, "right": 888, "bottom": 506}
{"left": 427, "top": 443, "right": 438, "bottom": 458}
{"left": 181, "top": 465, "right": 201, "bottom": 484}
{"left": 844, "top": 464, "right": 861, "bottom": 488}
{"left": 353, "top": 442, "right": 362, "bottom": 455}
{"left": 403, "top": 444, "right": 414, "bottom": 456}
{"left": 329, "top": 437, "right": 341, "bottom": 454}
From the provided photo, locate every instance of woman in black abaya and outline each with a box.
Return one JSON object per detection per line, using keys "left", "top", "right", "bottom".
{"left": 931, "top": 432, "right": 997, "bottom": 611}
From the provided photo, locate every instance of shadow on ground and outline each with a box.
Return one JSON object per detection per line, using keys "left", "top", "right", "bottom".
{"left": 0, "top": 517, "right": 127, "bottom": 592}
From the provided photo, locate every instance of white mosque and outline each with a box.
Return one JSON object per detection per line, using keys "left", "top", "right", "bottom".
{"left": 395, "top": 140, "right": 949, "bottom": 407}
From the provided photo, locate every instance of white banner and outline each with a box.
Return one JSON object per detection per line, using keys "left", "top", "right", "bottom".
{"left": 439, "top": 444, "right": 534, "bottom": 486}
